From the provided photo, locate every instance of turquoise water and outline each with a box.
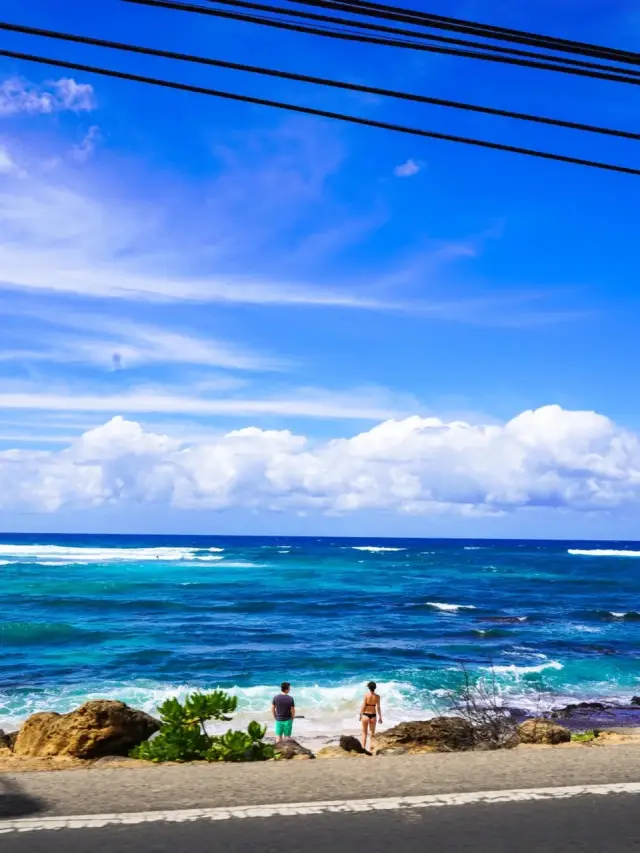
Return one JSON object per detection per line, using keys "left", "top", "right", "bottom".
{"left": 1, "top": 535, "right": 640, "bottom": 735}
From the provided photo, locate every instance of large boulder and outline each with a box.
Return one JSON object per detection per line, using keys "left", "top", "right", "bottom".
{"left": 273, "top": 739, "right": 314, "bottom": 760}
{"left": 374, "top": 718, "right": 476, "bottom": 754}
{"left": 517, "top": 719, "right": 571, "bottom": 745}
{"left": 13, "top": 701, "right": 160, "bottom": 759}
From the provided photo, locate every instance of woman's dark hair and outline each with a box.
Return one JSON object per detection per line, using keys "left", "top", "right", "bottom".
{"left": 367, "top": 681, "right": 377, "bottom": 692}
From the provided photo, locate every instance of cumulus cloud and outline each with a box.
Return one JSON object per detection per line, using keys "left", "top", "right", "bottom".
{"left": 394, "top": 159, "right": 421, "bottom": 177}
{"left": 1, "top": 405, "right": 639, "bottom": 515}
{"left": 0, "top": 76, "right": 95, "bottom": 117}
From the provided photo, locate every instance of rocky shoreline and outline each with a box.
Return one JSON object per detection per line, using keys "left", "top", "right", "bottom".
{"left": 3, "top": 697, "right": 640, "bottom": 773}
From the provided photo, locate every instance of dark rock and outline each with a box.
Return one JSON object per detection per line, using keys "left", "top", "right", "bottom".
{"left": 339, "top": 735, "right": 371, "bottom": 755}
{"left": 273, "top": 739, "right": 315, "bottom": 760}
{"left": 0, "top": 730, "right": 18, "bottom": 751}
{"left": 13, "top": 700, "right": 160, "bottom": 759}
{"left": 551, "top": 701, "right": 608, "bottom": 719}
{"left": 375, "top": 718, "right": 476, "bottom": 754}
{"left": 632, "top": 697, "right": 640, "bottom": 707}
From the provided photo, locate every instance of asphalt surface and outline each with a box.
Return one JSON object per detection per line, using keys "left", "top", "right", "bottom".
{"left": 3, "top": 744, "right": 640, "bottom": 818}
{"left": 2, "top": 792, "right": 640, "bottom": 852}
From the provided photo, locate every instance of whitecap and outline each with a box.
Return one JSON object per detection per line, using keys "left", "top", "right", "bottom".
{"left": 488, "top": 661, "right": 563, "bottom": 675}
{"left": 464, "top": 546, "right": 485, "bottom": 550}
{"left": 0, "top": 544, "right": 225, "bottom": 563}
{"left": 352, "top": 546, "right": 406, "bottom": 553}
{"left": 427, "top": 602, "right": 477, "bottom": 612}
{"left": 568, "top": 549, "right": 640, "bottom": 557}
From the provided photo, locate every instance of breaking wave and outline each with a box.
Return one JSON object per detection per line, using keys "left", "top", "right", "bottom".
{"left": 569, "top": 549, "right": 640, "bottom": 558}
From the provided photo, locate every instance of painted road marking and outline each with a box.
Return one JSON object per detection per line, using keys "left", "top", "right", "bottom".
{"left": 2, "top": 782, "right": 640, "bottom": 834}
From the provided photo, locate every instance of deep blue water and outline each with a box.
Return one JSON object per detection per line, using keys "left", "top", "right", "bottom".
{"left": 1, "top": 534, "right": 640, "bottom": 734}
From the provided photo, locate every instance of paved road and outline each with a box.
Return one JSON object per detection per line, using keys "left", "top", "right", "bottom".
{"left": 3, "top": 744, "right": 640, "bottom": 818}
{"left": 2, "top": 790, "right": 640, "bottom": 852}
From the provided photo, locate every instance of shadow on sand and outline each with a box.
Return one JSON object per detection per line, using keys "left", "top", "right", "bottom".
{"left": 0, "top": 776, "right": 46, "bottom": 819}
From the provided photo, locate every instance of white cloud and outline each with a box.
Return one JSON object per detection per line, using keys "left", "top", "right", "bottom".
{"left": 1, "top": 405, "right": 639, "bottom": 515}
{"left": 0, "top": 385, "right": 402, "bottom": 420}
{"left": 394, "top": 159, "right": 421, "bottom": 177}
{"left": 0, "top": 135, "right": 579, "bottom": 326}
{"left": 0, "top": 307, "right": 286, "bottom": 372}
{"left": 0, "top": 76, "right": 95, "bottom": 117}
{"left": 0, "top": 144, "right": 16, "bottom": 173}
{"left": 72, "top": 125, "right": 101, "bottom": 162}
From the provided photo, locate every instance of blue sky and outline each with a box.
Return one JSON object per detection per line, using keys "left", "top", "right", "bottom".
{"left": 0, "top": 0, "right": 639, "bottom": 537}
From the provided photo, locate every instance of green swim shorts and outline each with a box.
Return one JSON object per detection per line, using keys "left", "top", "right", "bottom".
{"left": 275, "top": 719, "right": 293, "bottom": 737}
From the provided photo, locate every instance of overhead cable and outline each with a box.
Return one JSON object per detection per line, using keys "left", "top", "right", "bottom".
{"left": 2, "top": 21, "right": 639, "bottom": 141}
{"left": 279, "top": 0, "right": 640, "bottom": 65}
{"left": 1, "top": 48, "right": 638, "bottom": 175}
{"left": 123, "top": 0, "right": 640, "bottom": 85}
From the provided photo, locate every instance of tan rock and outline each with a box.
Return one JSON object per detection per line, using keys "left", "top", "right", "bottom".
{"left": 316, "top": 746, "right": 370, "bottom": 759}
{"left": 517, "top": 719, "right": 571, "bottom": 745}
{"left": 13, "top": 700, "right": 160, "bottom": 759}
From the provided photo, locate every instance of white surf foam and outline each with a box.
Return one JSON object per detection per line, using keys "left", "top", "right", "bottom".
{"left": 427, "top": 602, "right": 477, "bottom": 612}
{"left": 488, "top": 661, "right": 563, "bottom": 676}
{"left": 569, "top": 549, "right": 640, "bottom": 557}
{"left": 0, "top": 679, "right": 423, "bottom": 738}
{"left": 0, "top": 544, "right": 225, "bottom": 563}
{"left": 352, "top": 546, "right": 406, "bottom": 553}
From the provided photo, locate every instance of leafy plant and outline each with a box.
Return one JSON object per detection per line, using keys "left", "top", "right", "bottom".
{"left": 131, "top": 691, "right": 274, "bottom": 763}
{"left": 571, "top": 730, "right": 596, "bottom": 743}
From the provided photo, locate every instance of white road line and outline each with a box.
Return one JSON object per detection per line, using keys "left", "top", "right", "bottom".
{"left": 2, "top": 782, "right": 640, "bottom": 834}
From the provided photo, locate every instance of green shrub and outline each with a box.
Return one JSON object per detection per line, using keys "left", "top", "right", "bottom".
{"left": 571, "top": 730, "right": 596, "bottom": 743}
{"left": 131, "top": 691, "right": 275, "bottom": 763}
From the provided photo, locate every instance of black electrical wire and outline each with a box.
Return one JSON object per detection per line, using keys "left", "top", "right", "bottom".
{"left": 282, "top": 0, "right": 640, "bottom": 65}
{"left": 3, "top": 20, "right": 639, "bottom": 141}
{"left": 1, "top": 47, "right": 638, "bottom": 175}
{"left": 124, "top": 0, "right": 640, "bottom": 85}
{"left": 191, "top": 0, "right": 640, "bottom": 77}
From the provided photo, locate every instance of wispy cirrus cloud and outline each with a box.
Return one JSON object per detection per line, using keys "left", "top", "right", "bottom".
{"left": 0, "top": 305, "right": 287, "bottom": 372}
{"left": 72, "top": 125, "right": 102, "bottom": 163}
{"left": 0, "top": 382, "right": 407, "bottom": 421}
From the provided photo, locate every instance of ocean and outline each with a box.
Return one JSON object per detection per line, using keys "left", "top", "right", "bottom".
{"left": 1, "top": 534, "right": 640, "bottom": 738}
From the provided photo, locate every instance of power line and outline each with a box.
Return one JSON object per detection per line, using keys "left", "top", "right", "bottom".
{"left": 189, "top": 0, "right": 640, "bottom": 77}
{"left": 3, "top": 21, "right": 639, "bottom": 141}
{"left": 1, "top": 47, "right": 638, "bottom": 175}
{"left": 282, "top": 0, "right": 640, "bottom": 65}
{"left": 124, "top": 0, "right": 640, "bottom": 85}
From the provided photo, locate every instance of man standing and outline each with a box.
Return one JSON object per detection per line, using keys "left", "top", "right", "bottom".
{"left": 272, "top": 682, "right": 296, "bottom": 742}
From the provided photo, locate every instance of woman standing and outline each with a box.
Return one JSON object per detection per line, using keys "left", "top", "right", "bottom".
{"left": 359, "top": 680, "right": 383, "bottom": 752}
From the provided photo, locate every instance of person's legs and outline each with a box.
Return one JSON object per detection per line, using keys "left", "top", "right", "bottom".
{"left": 275, "top": 719, "right": 293, "bottom": 742}
{"left": 361, "top": 716, "right": 370, "bottom": 750}
{"left": 369, "top": 717, "right": 377, "bottom": 751}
